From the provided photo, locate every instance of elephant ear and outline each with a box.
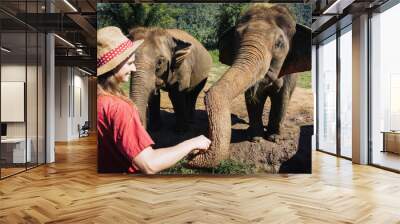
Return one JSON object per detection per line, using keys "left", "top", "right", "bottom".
{"left": 279, "top": 24, "right": 312, "bottom": 77}
{"left": 218, "top": 27, "right": 238, "bottom": 66}
{"left": 171, "top": 37, "right": 192, "bottom": 69}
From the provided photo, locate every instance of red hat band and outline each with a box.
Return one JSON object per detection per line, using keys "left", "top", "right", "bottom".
{"left": 97, "top": 39, "right": 134, "bottom": 68}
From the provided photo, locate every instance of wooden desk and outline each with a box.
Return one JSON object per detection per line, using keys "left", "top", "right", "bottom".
{"left": 382, "top": 131, "right": 400, "bottom": 154}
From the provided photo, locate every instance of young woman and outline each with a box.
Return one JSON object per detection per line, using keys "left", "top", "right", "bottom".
{"left": 97, "top": 26, "right": 211, "bottom": 174}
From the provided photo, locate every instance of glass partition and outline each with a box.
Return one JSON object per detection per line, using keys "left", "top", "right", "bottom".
{"left": 0, "top": 0, "right": 46, "bottom": 179}
{"left": 1, "top": 23, "right": 28, "bottom": 178}
{"left": 317, "top": 35, "right": 337, "bottom": 154}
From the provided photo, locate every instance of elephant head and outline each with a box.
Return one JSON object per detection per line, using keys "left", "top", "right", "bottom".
{"left": 128, "top": 27, "right": 192, "bottom": 128}
{"left": 188, "top": 5, "right": 311, "bottom": 168}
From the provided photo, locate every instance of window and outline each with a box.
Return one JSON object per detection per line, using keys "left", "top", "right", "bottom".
{"left": 370, "top": 2, "right": 400, "bottom": 171}
{"left": 316, "top": 24, "right": 353, "bottom": 159}
{"left": 317, "top": 35, "right": 337, "bottom": 154}
{"left": 339, "top": 26, "right": 352, "bottom": 158}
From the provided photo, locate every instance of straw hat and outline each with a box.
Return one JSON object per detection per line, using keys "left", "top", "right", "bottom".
{"left": 97, "top": 26, "right": 144, "bottom": 76}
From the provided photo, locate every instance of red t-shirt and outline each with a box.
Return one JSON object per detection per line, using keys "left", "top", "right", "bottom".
{"left": 97, "top": 95, "right": 154, "bottom": 173}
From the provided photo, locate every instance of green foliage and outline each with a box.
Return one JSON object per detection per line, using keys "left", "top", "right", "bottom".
{"left": 98, "top": 3, "right": 311, "bottom": 49}
{"left": 212, "top": 159, "right": 255, "bottom": 175}
{"left": 282, "top": 3, "right": 312, "bottom": 27}
{"left": 97, "top": 3, "right": 182, "bottom": 33}
{"left": 174, "top": 4, "right": 221, "bottom": 49}
{"left": 207, "top": 50, "right": 230, "bottom": 86}
{"left": 161, "top": 159, "right": 201, "bottom": 175}
{"left": 296, "top": 71, "right": 312, "bottom": 89}
{"left": 215, "top": 3, "right": 250, "bottom": 41}
{"left": 208, "top": 50, "right": 220, "bottom": 64}
{"left": 120, "top": 80, "right": 130, "bottom": 95}
{"left": 161, "top": 158, "right": 255, "bottom": 175}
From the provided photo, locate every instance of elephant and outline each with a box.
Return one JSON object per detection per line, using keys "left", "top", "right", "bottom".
{"left": 187, "top": 5, "right": 311, "bottom": 168}
{"left": 128, "top": 27, "right": 212, "bottom": 132}
{"left": 245, "top": 73, "right": 298, "bottom": 143}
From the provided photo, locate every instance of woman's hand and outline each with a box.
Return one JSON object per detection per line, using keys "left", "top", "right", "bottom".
{"left": 184, "top": 135, "right": 211, "bottom": 153}
{"left": 134, "top": 135, "right": 211, "bottom": 174}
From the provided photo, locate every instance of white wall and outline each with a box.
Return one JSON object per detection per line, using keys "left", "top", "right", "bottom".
{"left": 1, "top": 65, "right": 26, "bottom": 138}
{"left": 55, "top": 66, "right": 69, "bottom": 141}
{"left": 72, "top": 72, "right": 89, "bottom": 138}
{"left": 54, "top": 66, "right": 89, "bottom": 141}
{"left": 1, "top": 65, "right": 34, "bottom": 138}
{"left": 1, "top": 65, "right": 26, "bottom": 144}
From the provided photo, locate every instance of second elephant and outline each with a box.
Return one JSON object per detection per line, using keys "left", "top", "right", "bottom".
{"left": 129, "top": 27, "right": 212, "bottom": 131}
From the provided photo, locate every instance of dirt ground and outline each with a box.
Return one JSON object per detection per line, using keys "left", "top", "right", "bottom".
{"left": 149, "top": 64, "right": 314, "bottom": 173}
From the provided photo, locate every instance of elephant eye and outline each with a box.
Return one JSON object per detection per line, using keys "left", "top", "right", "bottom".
{"left": 275, "top": 39, "right": 285, "bottom": 49}
{"left": 156, "top": 58, "right": 164, "bottom": 71}
{"left": 156, "top": 56, "right": 169, "bottom": 75}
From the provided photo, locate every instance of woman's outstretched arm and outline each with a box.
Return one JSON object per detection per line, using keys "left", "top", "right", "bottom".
{"left": 133, "top": 135, "right": 210, "bottom": 174}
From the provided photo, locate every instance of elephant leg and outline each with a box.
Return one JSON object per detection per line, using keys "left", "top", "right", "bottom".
{"left": 148, "top": 90, "right": 162, "bottom": 132}
{"left": 168, "top": 87, "right": 188, "bottom": 132}
{"left": 245, "top": 83, "right": 269, "bottom": 142}
{"left": 266, "top": 90, "right": 286, "bottom": 142}
{"left": 187, "top": 65, "right": 268, "bottom": 168}
{"left": 266, "top": 75, "right": 297, "bottom": 142}
{"left": 187, "top": 78, "right": 207, "bottom": 121}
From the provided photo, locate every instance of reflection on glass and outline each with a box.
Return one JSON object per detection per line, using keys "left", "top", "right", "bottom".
{"left": 317, "top": 36, "right": 337, "bottom": 154}
{"left": 340, "top": 28, "right": 352, "bottom": 158}
{"left": 371, "top": 3, "right": 400, "bottom": 171}
{"left": 0, "top": 0, "right": 47, "bottom": 179}
{"left": 1, "top": 31, "right": 27, "bottom": 177}
{"left": 27, "top": 31, "right": 38, "bottom": 169}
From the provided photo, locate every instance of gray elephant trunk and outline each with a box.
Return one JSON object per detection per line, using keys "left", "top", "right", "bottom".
{"left": 130, "top": 70, "right": 155, "bottom": 128}
{"left": 188, "top": 35, "right": 272, "bottom": 168}
{"left": 221, "top": 34, "right": 272, "bottom": 100}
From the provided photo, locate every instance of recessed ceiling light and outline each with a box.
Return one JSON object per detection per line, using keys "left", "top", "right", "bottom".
{"left": 63, "top": 0, "right": 78, "bottom": 12}
{"left": 322, "top": 0, "right": 354, "bottom": 15}
{"left": 54, "top": 34, "right": 75, "bottom": 48}
{"left": 1, "top": 47, "right": 11, "bottom": 53}
{"left": 78, "top": 67, "right": 93, "bottom": 76}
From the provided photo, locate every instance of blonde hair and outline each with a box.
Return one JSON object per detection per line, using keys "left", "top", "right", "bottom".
{"left": 97, "top": 56, "right": 136, "bottom": 107}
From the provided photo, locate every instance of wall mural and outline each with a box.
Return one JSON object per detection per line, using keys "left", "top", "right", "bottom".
{"left": 97, "top": 3, "right": 313, "bottom": 175}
